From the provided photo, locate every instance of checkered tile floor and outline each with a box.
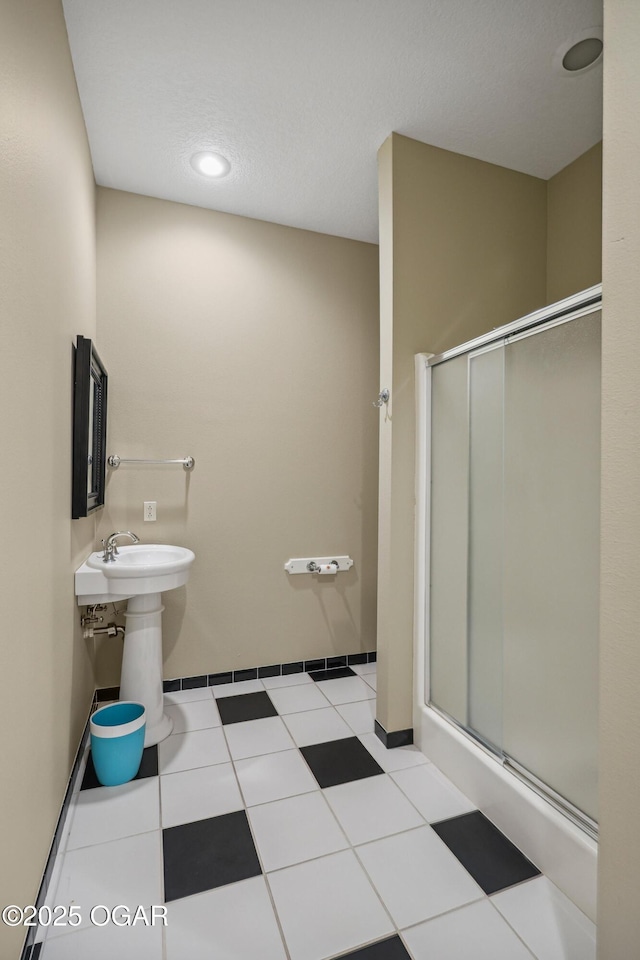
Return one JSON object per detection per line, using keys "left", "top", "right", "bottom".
{"left": 32, "top": 665, "right": 596, "bottom": 959}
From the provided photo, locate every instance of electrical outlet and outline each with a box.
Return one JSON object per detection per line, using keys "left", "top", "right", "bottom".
{"left": 144, "top": 501, "right": 157, "bottom": 521}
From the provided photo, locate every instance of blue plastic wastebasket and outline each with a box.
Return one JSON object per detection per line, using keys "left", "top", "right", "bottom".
{"left": 90, "top": 702, "right": 146, "bottom": 787}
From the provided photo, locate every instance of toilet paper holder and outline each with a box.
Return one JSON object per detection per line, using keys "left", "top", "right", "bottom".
{"left": 308, "top": 560, "right": 338, "bottom": 575}
{"left": 284, "top": 556, "right": 354, "bottom": 575}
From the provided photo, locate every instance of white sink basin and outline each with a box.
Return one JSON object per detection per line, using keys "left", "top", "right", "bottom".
{"left": 87, "top": 543, "right": 194, "bottom": 578}
{"left": 75, "top": 544, "right": 195, "bottom": 604}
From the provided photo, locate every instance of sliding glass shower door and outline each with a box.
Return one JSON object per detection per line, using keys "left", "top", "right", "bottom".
{"left": 502, "top": 313, "right": 600, "bottom": 821}
{"left": 429, "top": 304, "right": 600, "bottom": 826}
{"left": 467, "top": 344, "right": 504, "bottom": 753}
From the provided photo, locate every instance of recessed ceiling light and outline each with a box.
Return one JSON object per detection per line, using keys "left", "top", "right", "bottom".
{"left": 190, "top": 151, "right": 231, "bottom": 178}
{"left": 554, "top": 27, "right": 603, "bottom": 76}
{"left": 562, "top": 37, "right": 603, "bottom": 72}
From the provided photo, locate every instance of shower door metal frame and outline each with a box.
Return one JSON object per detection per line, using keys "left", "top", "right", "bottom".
{"left": 414, "top": 283, "right": 602, "bottom": 840}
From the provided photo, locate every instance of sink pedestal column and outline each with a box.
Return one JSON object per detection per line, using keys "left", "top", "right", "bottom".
{"left": 120, "top": 592, "right": 173, "bottom": 747}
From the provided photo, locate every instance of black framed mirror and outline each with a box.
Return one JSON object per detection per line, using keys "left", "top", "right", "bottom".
{"left": 72, "top": 335, "right": 108, "bottom": 519}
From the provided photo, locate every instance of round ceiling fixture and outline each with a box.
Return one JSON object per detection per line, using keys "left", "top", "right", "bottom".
{"left": 555, "top": 27, "right": 603, "bottom": 76}
{"left": 190, "top": 151, "right": 231, "bottom": 178}
{"left": 562, "top": 37, "right": 603, "bottom": 72}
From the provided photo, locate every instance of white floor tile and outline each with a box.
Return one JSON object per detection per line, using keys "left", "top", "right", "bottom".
{"left": 352, "top": 662, "right": 377, "bottom": 676}
{"left": 491, "top": 876, "right": 596, "bottom": 960}
{"left": 356, "top": 825, "right": 483, "bottom": 928}
{"left": 164, "top": 697, "right": 221, "bottom": 733}
{"left": 266, "top": 683, "right": 331, "bottom": 714}
{"left": 359, "top": 733, "right": 429, "bottom": 772}
{"left": 390, "top": 763, "right": 477, "bottom": 823}
{"left": 40, "top": 917, "right": 163, "bottom": 959}
{"left": 160, "top": 761, "right": 243, "bottom": 827}
{"left": 324, "top": 774, "right": 425, "bottom": 845}
{"left": 335, "top": 699, "right": 377, "bottom": 735}
{"left": 66, "top": 778, "right": 160, "bottom": 851}
{"left": 282, "top": 707, "right": 354, "bottom": 747}
{"left": 234, "top": 749, "right": 319, "bottom": 806}
{"left": 212, "top": 679, "right": 265, "bottom": 698}
{"left": 249, "top": 791, "right": 349, "bottom": 871}
{"left": 48, "top": 832, "right": 162, "bottom": 938}
{"left": 267, "top": 849, "right": 394, "bottom": 960}
{"left": 224, "top": 716, "right": 295, "bottom": 760}
{"left": 362, "top": 673, "right": 377, "bottom": 691}
{"left": 401, "top": 899, "right": 535, "bottom": 959}
{"left": 262, "top": 672, "right": 314, "bottom": 689}
{"left": 314, "top": 675, "right": 376, "bottom": 705}
{"left": 163, "top": 686, "right": 213, "bottom": 705}
{"left": 158, "top": 726, "right": 230, "bottom": 774}
{"left": 165, "top": 876, "right": 286, "bottom": 960}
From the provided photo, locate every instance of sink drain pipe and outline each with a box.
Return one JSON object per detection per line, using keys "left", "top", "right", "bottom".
{"left": 83, "top": 623, "right": 125, "bottom": 641}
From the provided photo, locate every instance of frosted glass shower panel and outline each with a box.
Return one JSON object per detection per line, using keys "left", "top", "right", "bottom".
{"left": 467, "top": 345, "right": 504, "bottom": 750}
{"left": 502, "top": 312, "right": 601, "bottom": 821}
{"left": 429, "top": 353, "right": 469, "bottom": 725}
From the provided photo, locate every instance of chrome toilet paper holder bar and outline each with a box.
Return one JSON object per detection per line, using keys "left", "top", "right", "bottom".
{"left": 307, "top": 560, "right": 339, "bottom": 574}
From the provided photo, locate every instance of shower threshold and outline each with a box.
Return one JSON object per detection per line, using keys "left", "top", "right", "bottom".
{"left": 414, "top": 701, "right": 597, "bottom": 922}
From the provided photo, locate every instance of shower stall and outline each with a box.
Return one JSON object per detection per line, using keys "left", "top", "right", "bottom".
{"left": 413, "top": 285, "right": 601, "bottom": 920}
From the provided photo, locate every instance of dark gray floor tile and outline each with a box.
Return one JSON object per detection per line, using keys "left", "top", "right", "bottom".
{"left": 431, "top": 810, "right": 541, "bottom": 895}
{"left": 300, "top": 737, "right": 384, "bottom": 788}
{"left": 217, "top": 690, "right": 278, "bottom": 725}
{"left": 163, "top": 810, "right": 261, "bottom": 901}
{"left": 336, "top": 937, "right": 411, "bottom": 960}
{"left": 309, "top": 666, "right": 356, "bottom": 682}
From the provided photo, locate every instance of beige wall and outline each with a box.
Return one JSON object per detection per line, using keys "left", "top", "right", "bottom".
{"left": 0, "top": 1, "right": 97, "bottom": 956}
{"left": 547, "top": 142, "right": 602, "bottom": 304}
{"left": 598, "top": 0, "right": 640, "bottom": 954}
{"left": 95, "top": 188, "right": 379, "bottom": 685}
{"left": 376, "top": 133, "right": 547, "bottom": 734}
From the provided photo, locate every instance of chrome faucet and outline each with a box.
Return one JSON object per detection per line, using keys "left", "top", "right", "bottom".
{"left": 101, "top": 530, "right": 140, "bottom": 563}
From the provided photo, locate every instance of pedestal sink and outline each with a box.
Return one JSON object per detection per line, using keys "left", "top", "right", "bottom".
{"left": 75, "top": 544, "right": 195, "bottom": 746}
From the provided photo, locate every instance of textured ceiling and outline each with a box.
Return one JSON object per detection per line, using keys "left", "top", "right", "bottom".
{"left": 62, "top": 0, "right": 603, "bottom": 243}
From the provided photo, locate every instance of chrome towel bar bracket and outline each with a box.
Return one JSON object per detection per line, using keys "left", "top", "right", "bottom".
{"left": 108, "top": 455, "right": 195, "bottom": 471}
